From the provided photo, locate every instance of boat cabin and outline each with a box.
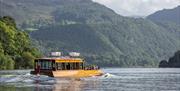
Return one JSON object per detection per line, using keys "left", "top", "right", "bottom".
{"left": 34, "top": 58, "right": 85, "bottom": 71}
{"left": 31, "top": 52, "right": 103, "bottom": 77}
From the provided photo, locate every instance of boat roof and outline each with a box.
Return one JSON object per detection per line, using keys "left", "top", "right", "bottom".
{"left": 35, "top": 57, "right": 84, "bottom": 63}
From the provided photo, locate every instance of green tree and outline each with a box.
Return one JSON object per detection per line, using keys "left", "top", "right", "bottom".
{"left": 0, "top": 16, "right": 41, "bottom": 69}
{"left": 0, "top": 54, "right": 14, "bottom": 70}
{"left": 22, "top": 52, "right": 35, "bottom": 68}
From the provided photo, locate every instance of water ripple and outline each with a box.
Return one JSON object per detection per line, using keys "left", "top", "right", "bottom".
{"left": 0, "top": 68, "right": 180, "bottom": 91}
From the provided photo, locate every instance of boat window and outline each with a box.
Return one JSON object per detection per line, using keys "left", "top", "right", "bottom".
{"left": 66, "top": 63, "right": 70, "bottom": 70}
{"left": 72, "top": 63, "right": 76, "bottom": 69}
{"left": 62, "top": 63, "right": 65, "bottom": 70}
{"left": 55, "top": 62, "right": 84, "bottom": 70}
{"left": 56, "top": 63, "right": 62, "bottom": 70}
{"left": 76, "top": 63, "right": 79, "bottom": 69}
{"left": 36, "top": 60, "right": 52, "bottom": 70}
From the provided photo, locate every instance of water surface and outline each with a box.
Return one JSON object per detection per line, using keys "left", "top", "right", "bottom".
{"left": 0, "top": 68, "right": 180, "bottom": 91}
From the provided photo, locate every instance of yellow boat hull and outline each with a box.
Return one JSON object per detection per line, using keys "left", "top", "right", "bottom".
{"left": 31, "top": 70, "right": 103, "bottom": 78}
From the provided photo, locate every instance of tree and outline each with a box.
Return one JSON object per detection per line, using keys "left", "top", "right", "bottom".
{"left": 159, "top": 60, "right": 168, "bottom": 68}
{"left": 22, "top": 52, "right": 35, "bottom": 68}
{"left": 0, "top": 54, "right": 14, "bottom": 70}
{"left": 0, "top": 16, "right": 16, "bottom": 27}
{"left": 0, "top": 16, "right": 41, "bottom": 69}
{"left": 168, "top": 51, "right": 180, "bottom": 68}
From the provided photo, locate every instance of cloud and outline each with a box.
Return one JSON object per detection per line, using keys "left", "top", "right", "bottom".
{"left": 93, "top": 0, "right": 180, "bottom": 17}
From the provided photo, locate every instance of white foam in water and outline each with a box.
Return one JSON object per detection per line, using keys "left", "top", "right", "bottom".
{"left": 4, "top": 75, "right": 31, "bottom": 83}
{"left": 0, "top": 73, "right": 55, "bottom": 85}
{"left": 100, "top": 73, "right": 118, "bottom": 78}
{"left": 82, "top": 73, "right": 118, "bottom": 80}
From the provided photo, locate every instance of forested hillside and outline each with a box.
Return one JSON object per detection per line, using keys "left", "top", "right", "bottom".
{"left": 147, "top": 6, "right": 180, "bottom": 68}
{"left": 147, "top": 6, "right": 180, "bottom": 24}
{"left": 0, "top": 16, "right": 40, "bottom": 69}
{"left": 0, "top": 0, "right": 180, "bottom": 67}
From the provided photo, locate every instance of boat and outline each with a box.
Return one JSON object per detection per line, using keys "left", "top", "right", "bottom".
{"left": 30, "top": 52, "right": 103, "bottom": 78}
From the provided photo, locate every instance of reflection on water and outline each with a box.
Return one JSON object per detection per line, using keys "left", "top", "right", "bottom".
{"left": 0, "top": 68, "right": 180, "bottom": 91}
{"left": 53, "top": 79, "right": 82, "bottom": 91}
{"left": 0, "top": 77, "right": 102, "bottom": 91}
{"left": 53, "top": 78, "right": 101, "bottom": 91}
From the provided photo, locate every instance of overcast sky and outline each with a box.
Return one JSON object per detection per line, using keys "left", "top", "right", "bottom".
{"left": 93, "top": 0, "right": 180, "bottom": 17}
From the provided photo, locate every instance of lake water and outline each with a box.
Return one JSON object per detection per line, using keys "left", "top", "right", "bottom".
{"left": 0, "top": 68, "right": 180, "bottom": 91}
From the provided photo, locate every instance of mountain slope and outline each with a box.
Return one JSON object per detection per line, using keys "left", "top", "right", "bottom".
{"left": 147, "top": 6, "right": 180, "bottom": 68}
{"left": 1, "top": 0, "right": 180, "bottom": 67}
{"left": 147, "top": 6, "right": 180, "bottom": 24}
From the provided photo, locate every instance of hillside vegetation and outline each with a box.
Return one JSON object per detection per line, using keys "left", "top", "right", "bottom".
{"left": 148, "top": 6, "right": 180, "bottom": 68}
{"left": 0, "top": 0, "right": 180, "bottom": 67}
{"left": 0, "top": 16, "right": 40, "bottom": 69}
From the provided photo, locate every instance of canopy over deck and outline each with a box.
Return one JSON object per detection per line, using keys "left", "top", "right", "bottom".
{"left": 35, "top": 57, "right": 84, "bottom": 63}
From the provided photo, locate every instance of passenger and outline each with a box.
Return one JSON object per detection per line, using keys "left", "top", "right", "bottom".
{"left": 93, "top": 65, "right": 95, "bottom": 70}
{"left": 94, "top": 66, "right": 97, "bottom": 70}
{"left": 98, "top": 66, "right": 100, "bottom": 69}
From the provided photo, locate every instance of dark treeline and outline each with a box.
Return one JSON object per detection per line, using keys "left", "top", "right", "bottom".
{"left": 159, "top": 50, "right": 180, "bottom": 68}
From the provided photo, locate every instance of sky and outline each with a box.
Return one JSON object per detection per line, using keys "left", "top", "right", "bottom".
{"left": 93, "top": 0, "right": 180, "bottom": 17}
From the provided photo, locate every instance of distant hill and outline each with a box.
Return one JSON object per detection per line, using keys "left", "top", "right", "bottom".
{"left": 1, "top": 0, "right": 180, "bottom": 67}
{"left": 147, "top": 6, "right": 180, "bottom": 24}
{"left": 148, "top": 6, "right": 180, "bottom": 68}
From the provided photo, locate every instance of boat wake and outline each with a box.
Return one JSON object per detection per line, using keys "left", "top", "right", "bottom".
{"left": 100, "top": 73, "right": 117, "bottom": 78}
{"left": 83, "top": 73, "right": 118, "bottom": 80}
{"left": 0, "top": 73, "right": 55, "bottom": 87}
{"left": 0, "top": 71, "right": 118, "bottom": 88}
